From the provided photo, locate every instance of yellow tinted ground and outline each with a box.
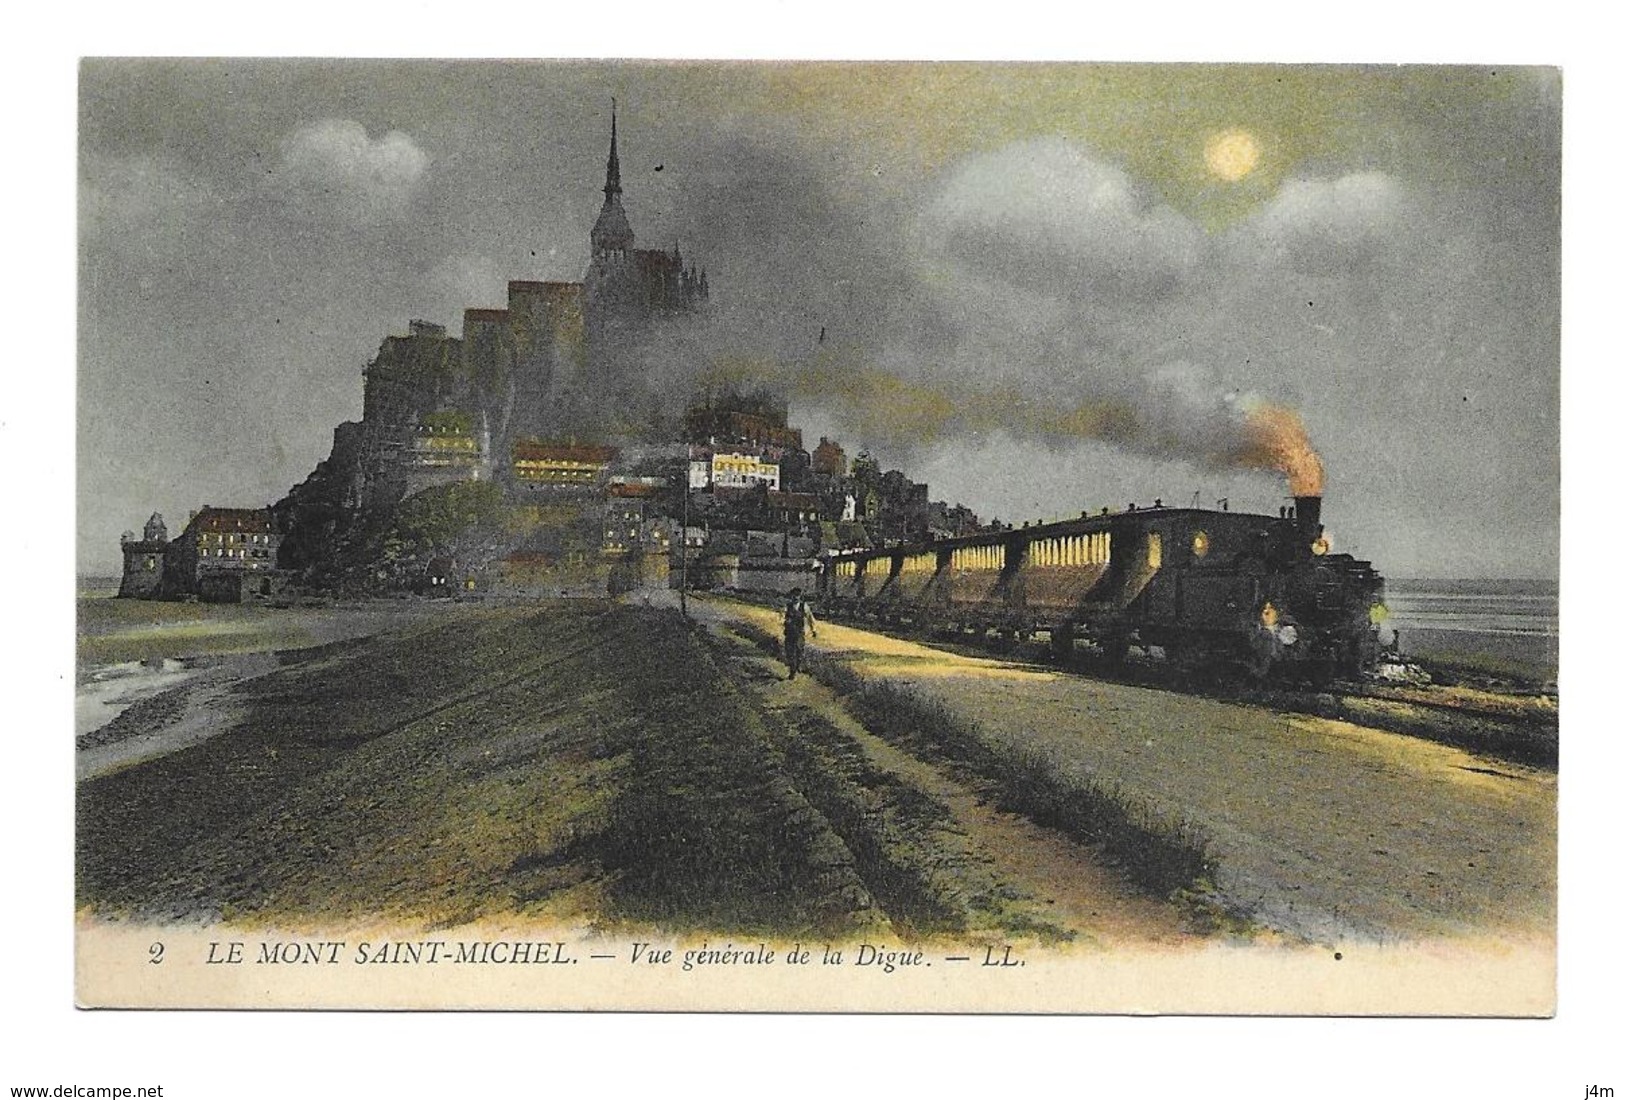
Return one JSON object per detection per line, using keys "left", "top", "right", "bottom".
{"left": 715, "top": 632, "right": 1200, "bottom": 950}
{"left": 701, "top": 597, "right": 1555, "bottom": 947}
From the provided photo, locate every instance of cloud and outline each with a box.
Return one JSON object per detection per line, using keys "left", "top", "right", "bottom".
{"left": 1234, "top": 171, "right": 1407, "bottom": 274}
{"left": 273, "top": 119, "right": 429, "bottom": 222}
{"left": 916, "top": 137, "right": 1206, "bottom": 305}
{"left": 753, "top": 141, "right": 1400, "bottom": 492}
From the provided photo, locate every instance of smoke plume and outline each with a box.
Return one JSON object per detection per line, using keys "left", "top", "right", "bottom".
{"left": 1232, "top": 400, "right": 1325, "bottom": 496}
{"left": 591, "top": 129, "right": 1331, "bottom": 498}
{"left": 636, "top": 333, "right": 1325, "bottom": 496}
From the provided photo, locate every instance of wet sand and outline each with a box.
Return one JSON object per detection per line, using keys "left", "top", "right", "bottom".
{"left": 75, "top": 595, "right": 461, "bottom": 770}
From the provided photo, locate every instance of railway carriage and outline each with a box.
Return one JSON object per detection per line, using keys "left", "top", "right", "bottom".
{"left": 813, "top": 494, "right": 1384, "bottom": 681}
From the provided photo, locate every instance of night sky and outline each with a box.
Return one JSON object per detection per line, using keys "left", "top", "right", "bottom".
{"left": 78, "top": 61, "right": 1559, "bottom": 578}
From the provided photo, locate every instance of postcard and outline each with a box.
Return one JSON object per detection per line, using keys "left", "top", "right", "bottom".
{"left": 75, "top": 58, "right": 1559, "bottom": 1014}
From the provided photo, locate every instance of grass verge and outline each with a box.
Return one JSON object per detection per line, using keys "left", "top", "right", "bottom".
{"left": 728, "top": 618, "right": 1214, "bottom": 900}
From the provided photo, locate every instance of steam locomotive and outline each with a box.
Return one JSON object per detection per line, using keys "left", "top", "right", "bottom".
{"left": 816, "top": 494, "right": 1386, "bottom": 682}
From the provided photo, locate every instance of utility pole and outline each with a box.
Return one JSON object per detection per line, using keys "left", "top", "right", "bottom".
{"left": 680, "top": 449, "right": 690, "bottom": 620}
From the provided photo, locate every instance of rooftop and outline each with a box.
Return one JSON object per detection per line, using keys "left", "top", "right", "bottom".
{"left": 187, "top": 507, "right": 275, "bottom": 533}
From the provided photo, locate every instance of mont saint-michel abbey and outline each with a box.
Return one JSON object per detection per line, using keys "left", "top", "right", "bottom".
{"left": 122, "top": 108, "right": 965, "bottom": 601}
{"left": 264, "top": 108, "right": 726, "bottom": 590}
{"left": 362, "top": 106, "right": 708, "bottom": 504}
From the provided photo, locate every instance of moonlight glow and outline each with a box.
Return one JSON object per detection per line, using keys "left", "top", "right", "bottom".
{"left": 1205, "top": 129, "right": 1261, "bottom": 181}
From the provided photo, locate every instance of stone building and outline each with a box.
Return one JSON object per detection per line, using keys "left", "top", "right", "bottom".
{"left": 512, "top": 441, "right": 619, "bottom": 494}
{"left": 689, "top": 450, "right": 782, "bottom": 492}
{"left": 118, "top": 512, "right": 170, "bottom": 599}
{"left": 811, "top": 436, "right": 848, "bottom": 477}
{"left": 602, "top": 482, "right": 679, "bottom": 556}
{"left": 117, "top": 506, "right": 287, "bottom": 602}
{"left": 684, "top": 390, "right": 802, "bottom": 453}
{"left": 168, "top": 506, "right": 285, "bottom": 602}
{"left": 401, "top": 409, "right": 492, "bottom": 497}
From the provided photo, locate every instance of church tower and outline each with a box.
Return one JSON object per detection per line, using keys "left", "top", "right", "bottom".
{"left": 589, "top": 105, "right": 633, "bottom": 258}
{"left": 563, "top": 103, "right": 712, "bottom": 436}
{"left": 584, "top": 102, "right": 645, "bottom": 343}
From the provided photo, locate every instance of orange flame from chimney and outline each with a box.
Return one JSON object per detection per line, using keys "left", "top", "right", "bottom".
{"left": 1237, "top": 402, "right": 1325, "bottom": 496}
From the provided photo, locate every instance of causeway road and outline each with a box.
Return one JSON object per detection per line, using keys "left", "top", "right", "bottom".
{"left": 696, "top": 595, "right": 1556, "bottom": 946}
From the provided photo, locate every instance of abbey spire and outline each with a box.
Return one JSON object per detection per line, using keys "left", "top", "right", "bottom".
{"left": 604, "top": 101, "right": 622, "bottom": 199}
{"left": 590, "top": 101, "right": 634, "bottom": 256}
{"left": 584, "top": 98, "right": 707, "bottom": 362}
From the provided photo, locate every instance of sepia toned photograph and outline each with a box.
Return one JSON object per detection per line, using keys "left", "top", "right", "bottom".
{"left": 73, "top": 58, "right": 1559, "bottom": 1015}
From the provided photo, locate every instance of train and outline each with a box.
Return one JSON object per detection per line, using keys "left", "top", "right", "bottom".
{"left": 811, "top": 494, "right": 1386, "bottom": 682}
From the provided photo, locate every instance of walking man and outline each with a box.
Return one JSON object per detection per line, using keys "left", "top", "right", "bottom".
{"left": 783, "top": 587, "right": 817, "bottom": 680}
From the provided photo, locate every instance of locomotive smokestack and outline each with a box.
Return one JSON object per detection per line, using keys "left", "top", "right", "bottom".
{"left": 1294, "top": 495, "right": 1323, "bottom": 548}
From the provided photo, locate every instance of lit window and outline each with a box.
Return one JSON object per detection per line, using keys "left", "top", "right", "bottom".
{"left": 1147, "top": 532, "right": 1162, "bottom": 569}
{"left": 1192, "top": 531, "right": 1210, "bottom": 558}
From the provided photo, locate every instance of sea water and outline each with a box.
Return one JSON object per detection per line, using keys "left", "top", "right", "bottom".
{"left": 1384, "top": 578, "right": 1558, "bottom": 676}
{"left": 76, "top": 657, "right": 201, "bottom": 738}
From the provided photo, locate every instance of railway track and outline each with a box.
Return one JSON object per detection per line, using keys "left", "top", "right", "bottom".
{"left": 725, "top": 595, "right": 1557, "bottom": 769}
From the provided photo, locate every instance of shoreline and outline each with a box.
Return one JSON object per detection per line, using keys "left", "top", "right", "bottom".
{"left": 75, "top": 594, "right": 461, "bottom": 766}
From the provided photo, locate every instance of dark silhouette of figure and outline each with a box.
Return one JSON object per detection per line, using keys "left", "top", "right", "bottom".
{"left": 783, "top": 587, "right": 817, "bottom": 680}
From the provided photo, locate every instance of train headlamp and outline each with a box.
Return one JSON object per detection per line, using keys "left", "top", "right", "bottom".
{"left": 1259, "top": 602, "right": 1279, "bottom": 628}
{"left": 1369, "top": 603, "right": 1389, "bottom": 625}
{"left": 1311, "top": 536, "right": 1330, "bottom": 556}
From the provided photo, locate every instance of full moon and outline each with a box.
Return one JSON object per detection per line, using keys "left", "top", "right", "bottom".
{"left": 1205, "top": 128, "right": 1260, "bottom": 181}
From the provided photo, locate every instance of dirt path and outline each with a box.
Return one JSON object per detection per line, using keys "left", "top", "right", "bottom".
{"left": 695, "top": 596, "right": 1556, "bottom": 947}
{"left": 703, "top": 617, "right": 1197, "bottom": 948}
